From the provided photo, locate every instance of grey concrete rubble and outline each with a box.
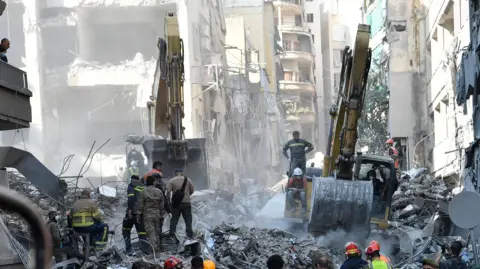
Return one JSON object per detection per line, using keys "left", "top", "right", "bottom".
{"left": 391, "top": 168, "right": 453, "bottom": 229}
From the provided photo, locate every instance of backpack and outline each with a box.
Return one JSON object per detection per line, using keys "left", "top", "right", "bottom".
{"left": 171, "top": 177, "right": 188, "bottom": 208}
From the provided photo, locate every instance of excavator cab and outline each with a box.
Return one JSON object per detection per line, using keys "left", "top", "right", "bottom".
{"left": 354, "top": 154, "right": 397, "bottom": 229}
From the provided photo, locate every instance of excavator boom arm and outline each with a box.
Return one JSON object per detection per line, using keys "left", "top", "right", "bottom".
{"left": 323, "top": 25, "right": 372, "bottom": 178}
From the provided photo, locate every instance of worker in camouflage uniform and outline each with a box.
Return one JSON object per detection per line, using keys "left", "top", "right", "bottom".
{"left": 140, "top": 176, "right": 166, "bottom": 253}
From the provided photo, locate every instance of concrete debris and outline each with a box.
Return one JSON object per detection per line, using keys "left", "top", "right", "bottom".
{"left": 125, "top": 133, "right": 164, "bottom": 145}
{"left": 391, "top": 168, "right": 453, "bottom": 229}
{"left": 68, "top": 54, "right": 156, "bottom": 76}
{"left": 207, "top": 223, "right": 343, "bottom": 269}
{"left": 38, "top": 12, "right": 77, "bottom": 27}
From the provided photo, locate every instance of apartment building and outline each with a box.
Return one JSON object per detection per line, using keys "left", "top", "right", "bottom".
{"left": 424, "top": 0, "right": 472, "bottom": 178}
{"left": 272, "top": 0, "right": 317, "bottom": 145}
{"left": 0, "top": 0, "right": 227, "bottom": 175}
{"left": 303, "top": 0, "right": 362, "bottom": 152}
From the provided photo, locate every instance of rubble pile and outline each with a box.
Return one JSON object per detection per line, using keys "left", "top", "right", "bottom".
{"left": 207, "top": 223, "right": 343, "bottom": 269}
{"left": 4, "top": 171, "right": 127, "bottom": 240}
{"left": 390, "top": 168, "right": 453, "bottom": 228}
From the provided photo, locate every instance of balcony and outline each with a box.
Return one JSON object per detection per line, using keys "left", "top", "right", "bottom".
{"left": 282, "top": 99, "right": 315, "bottom": 123}
{"left": 272, "top": 0, "right": 302, "bottom": 13}
{"left": 280, "top": 40, "right": 314, "bottom": 62}
{"left": 276, "top": 19, "right": 310, "bottom": 35}
{"left": 0, "top": 61, "right": 31, "bottom": 130}
{"left": 279, "top": 71, "right": 315, "bottom": 92}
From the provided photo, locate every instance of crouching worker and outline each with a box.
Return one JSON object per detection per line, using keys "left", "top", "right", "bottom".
{"left": 71, "top": 189, "right": 109, "bottom": 251}
{"left": 286, "top": 167, "right": 307, "bottom": 214}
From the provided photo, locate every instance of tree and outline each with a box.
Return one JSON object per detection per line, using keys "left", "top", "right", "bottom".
{"left": 357, "top": 58, "right": 389, "bottom": 154}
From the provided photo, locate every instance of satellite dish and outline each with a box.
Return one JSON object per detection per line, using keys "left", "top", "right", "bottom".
{"left": 449, "top": 191, "right": 480, "bottom": 229}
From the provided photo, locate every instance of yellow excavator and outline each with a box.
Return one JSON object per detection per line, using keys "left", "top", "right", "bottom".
{"left": 284, "top": 24, "right": 398, "bottom": 237}
{"left": 142, "top": 13, "right": 209, "bottom": 189}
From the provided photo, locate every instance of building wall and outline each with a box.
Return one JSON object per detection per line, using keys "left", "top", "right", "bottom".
{"left": 423, "top": 0, "right": 471, "bottom": 177}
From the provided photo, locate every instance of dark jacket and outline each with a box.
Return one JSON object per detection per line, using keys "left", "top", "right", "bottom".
{"left": 440, "top": 256, "right": 468, "bottom": 269}
{"left": 127, "top": 179, "right": 145, "bottom": 215}
{"left": 283, "top": 139, "right": 314, "bottom": 160}
{"left": 341, "top": 257, "right": 368, "bottom": 269}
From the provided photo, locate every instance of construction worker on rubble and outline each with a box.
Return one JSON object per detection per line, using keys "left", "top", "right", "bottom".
{"left": 341, "top": 242, "right": 368, "bottom": 269}
{"left": 368, "top": 240, "right": 392, "bottom": 266}
{"left": 283, "top": 131, "right": 314, "bottom": 176}
{"left": 385, "top": 139, "right": 399, "bottom": 169}
{"left": 127, "top": 147, "right": 145, "bottom": 174}
{"left": 123, "top": 174, "right": 147, "bottom": 255}
{"left": 286, "top": 167, "right": 308, "bottom": 214}
{"left": 71, "top": 189, "right": 109, "bottom": 251}
{"left": 191, "top": 256, "right": 204, "bottom": 269}
{"left": 167, "top": 168, "right": 195, "bottom": 239}
{"left": 204, "top": 260, "right": 216, "bottom": 269}
{"left": 139, "top": 176, "right": 166, "bottom": 253}
{"left": 144, "top": 161, "right": 165, "bottom": 190}
{"left": 46, "top": 210, "right": 63, "bottom": 263}
{"left": 365, "top": 242, "right": 393, "bottom": 269}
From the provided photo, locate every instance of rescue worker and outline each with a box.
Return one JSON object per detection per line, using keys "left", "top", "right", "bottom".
{"left": 46, "top": 211, "right": 63, "bottom": 263}
{"left": 71, "top": 189, "right": 109, "bottom": 251}
{"left": 128, "top": 161, "right": 140, "bottom": 177}
{"left": 167, "top": 168, "right": 195, "bottom": 239}
{"left": 164, "top": 257, "right": 184, "bottom": 269}
{"left": 340, "top": 242, "right": 368, "bottom": 269}
{"left": 127, "top": 147, "right": 145, "bottom": 174}
{"left": 423, "top": 259, "right": 440, "bottom": 269}
{"left": 191, "top": 256, "right": 204, "bottom": 269}
{"left": 204, "top": 260, "right": 216, "bottom": 269}
{"left": 367, "top": 171, "right": 387, "bottom": 213}
{"left": 368, "top": 241, "right": 392, "bottom": 266}
{"left": 283, "top": 131, "right": 314, "bottom": 176}
{"left": 123, "top": 175, "right": 147, "bottom": 255}
{"left": 286, "top": 167, "right": 308, "bottom": 214}
{"left": 144, "top": 161, "right": 164, "bottom": 190}
{"left": 139, "top": 176, "right": 166, "bottom": 253}
{"left": 385, "top": 139, "right": 399, "bottom": 170}
{"left": 439, "top": 241, "right": 468, "bottom": 269}
{"left": 365, "top": 243, "right": 392, "bottom": 269}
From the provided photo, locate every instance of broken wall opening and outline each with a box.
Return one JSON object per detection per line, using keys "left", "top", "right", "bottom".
{"left": 77, "top": 8, "right": 160, "bottom": 64}
{"left": 42, "top": 26, "right": 78, "bottom": 68}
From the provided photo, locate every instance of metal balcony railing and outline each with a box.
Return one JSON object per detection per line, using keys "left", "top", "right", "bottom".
{"left": 283, "top": 71, "right": 313, "bottom": 83}
{"left": 0, "top": 61, "right": 28, "bottom": 90}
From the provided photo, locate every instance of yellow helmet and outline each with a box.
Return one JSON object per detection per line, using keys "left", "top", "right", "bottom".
{"left": 203, "top": 260, "right": 216, "bottom": 269}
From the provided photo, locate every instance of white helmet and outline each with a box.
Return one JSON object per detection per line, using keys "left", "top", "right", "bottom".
{"left": 293, "top": 167, "right": 303, "bottom": 176}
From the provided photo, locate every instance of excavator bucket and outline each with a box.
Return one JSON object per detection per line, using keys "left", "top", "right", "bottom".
{"left": 142, "top": 137, "right": 209, "bottom": 190}
{"left": 308, "top": 176, "right": 373, "bottom": 235}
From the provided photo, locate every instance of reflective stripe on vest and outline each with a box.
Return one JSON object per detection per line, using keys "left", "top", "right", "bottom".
{"left": 129, "top": 167, "right": 139, "bottom": 176}
{"left": 72, "top": 211, "right": 97, "bottom": 227}
{"left": 368, "top": 260, "right": 392, "bottom": 269}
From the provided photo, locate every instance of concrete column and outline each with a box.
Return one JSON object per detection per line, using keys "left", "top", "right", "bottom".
{"left": 23, "top": 0, "right": 44, "bottom": 161}
{"left": 77, "top": 10, "right": 94, "bottom": 61}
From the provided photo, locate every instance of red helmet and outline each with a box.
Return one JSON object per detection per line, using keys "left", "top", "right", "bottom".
{"left": 345, "top": 242, "right": 361, "bottom": 255}
{"left": 164, "top": 257, "right": 183, "bottom": 269}
{"left": 386, "top": 138, "right": 394, "bottom": 144}
{"left": 369, "top": 240, "right": 380, "bottom": 250}
{"left": 365, "top": 242, "right": 380, "bottom": 255}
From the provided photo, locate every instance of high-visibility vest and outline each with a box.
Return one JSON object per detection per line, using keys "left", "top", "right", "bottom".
{"left": 389, "top": 147, "right": 400, "bottom": 169}
{"left": 367, "top": 259, "right": 393, "bottom": 269}
{"left": 72, "top": 210, "right": 100, "bottom": 227}
{"left": 129, "top": 167, "right": 139, "bottom": 176}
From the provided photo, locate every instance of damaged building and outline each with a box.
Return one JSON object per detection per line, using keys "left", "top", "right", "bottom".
{"left": 0, "top": 0, "right": 228, "bottom": 178}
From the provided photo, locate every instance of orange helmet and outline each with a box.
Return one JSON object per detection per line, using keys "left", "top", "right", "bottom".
{"left": 345, "top": 242, "right": 361, "bottom": 255}
{"left": 386, "top": 138, "right": 394, "bottom": 144}
{"left": 365, "top": 242, "right": 380, "bottom": 255}
{"left": 369, "top": 240, "right": 380, "bottom": 250}
{"left": 164, "top": 257, "right": 183, "bottom": 269}
{"left": 204, "top": 260, "right": 216, "bottom": 269}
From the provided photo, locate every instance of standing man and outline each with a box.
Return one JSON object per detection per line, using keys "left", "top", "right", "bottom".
{"left": 127, "top": 147, "right": 145, "bottom": 175}
{"left": 71, "top": 189, "right": 109, "bottom": 251}
{"left": 122, "top": 175, "right": 147, "bottom": 255}
{"left": 283, "top": 131, "right": 314, "bottom": 176}
{"left": 167, "top": 168, "right": 194, "bottom": 239}
{"left": 144, "top": 161, "right": 164, "bottom": 190}
{"left": 46, "top": 211, "right": 63, "bottom": 263}
{"left": 439, "top": 241, "right": 468, "bottom": 269}
{"left": 140, "top": 176, "right": 166, "bottom": 253}
{"left": 0, "top": 38, "right": 9, "bottom": 63}
{"left": 385, "top": 139, "right": 399, "bottom": 169}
